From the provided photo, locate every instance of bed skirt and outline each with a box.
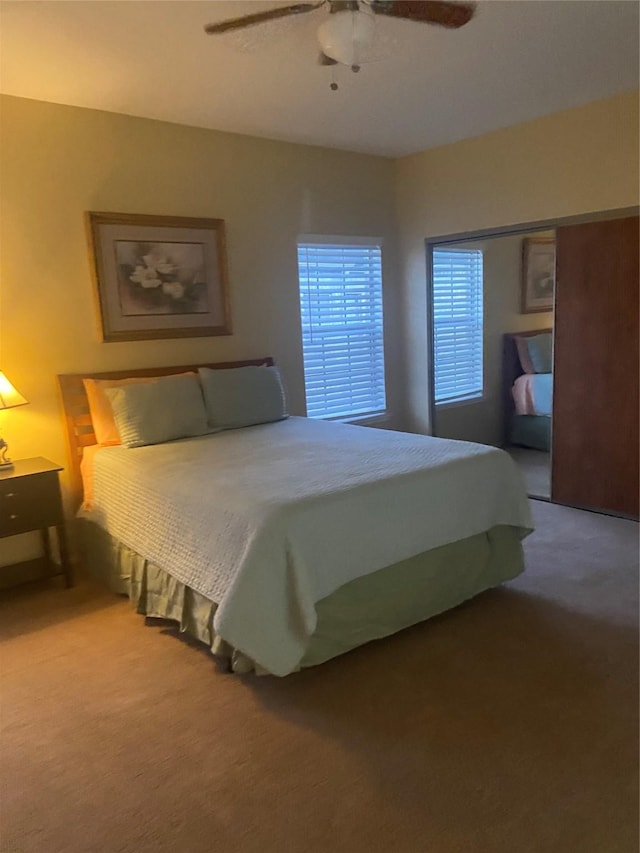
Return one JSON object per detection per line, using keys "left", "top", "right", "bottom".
{"left": 79, "top": 519, "right": 525, "bottom": 675}
{"left": 510, "top": 414, "right": 551, "bottom": 452}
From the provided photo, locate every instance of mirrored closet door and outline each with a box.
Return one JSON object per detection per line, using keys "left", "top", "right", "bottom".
{"left": 429, "top": 230, "right": 554, "bottom": 500}
{"left": 428, "top": 212, "right": 639, "bottom": 519}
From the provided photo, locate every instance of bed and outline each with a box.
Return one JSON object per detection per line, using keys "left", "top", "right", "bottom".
{"left": 59, "top": 359, "right": 533, "bottom": 676}
{"left": 502, "top": 330, "right": 553, "bottom": 452}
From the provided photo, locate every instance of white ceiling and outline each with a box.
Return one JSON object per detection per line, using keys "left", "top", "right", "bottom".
{"left": 1, "top": 0, "right": 638, "bottom": 157}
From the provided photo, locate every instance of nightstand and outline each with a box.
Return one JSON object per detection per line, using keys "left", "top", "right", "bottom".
{"left": 0, "top": 457, "right": 73, "bottom": 588}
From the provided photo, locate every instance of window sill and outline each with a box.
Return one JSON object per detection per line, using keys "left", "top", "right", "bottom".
{"left": 435, "top": 395, "right": 485, "bottom": 411}
{"left": 329, "top": 412, "right": 390, "bottom": 427}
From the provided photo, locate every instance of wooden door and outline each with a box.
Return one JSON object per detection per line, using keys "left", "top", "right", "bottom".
{"left": 552, "top": 216, "right": 639, "bottom": 517}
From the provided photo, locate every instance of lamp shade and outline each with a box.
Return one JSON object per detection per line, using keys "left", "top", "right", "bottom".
{"left": 317, "top": 9, "right": 376, "bottom": 66}
{"left": 0, "top": 372, "right": 28, "bottom": 410}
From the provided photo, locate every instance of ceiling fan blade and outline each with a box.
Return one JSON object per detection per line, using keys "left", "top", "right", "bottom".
{"left": 204, "top": 2, "right": 325, "bottom": 35}
{"left": 319, "top": 51, "right": 338, "bottom": 65}
{"left": 370, "top": 1, "right": 475, "bottom": 28}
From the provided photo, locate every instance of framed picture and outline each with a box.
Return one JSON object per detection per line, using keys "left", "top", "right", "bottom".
{"left": 521, "top": 237, "right": 555, "bottom": 314}
{"left": 86, "top": 212, "right": 232, "bottom": 342}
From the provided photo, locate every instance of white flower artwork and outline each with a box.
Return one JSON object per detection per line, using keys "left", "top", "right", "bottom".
{"left": 116, "top": 240, "right": 209, "bottom": 316}
{"left": 87, "top": 212, "right": 231, "bottom": 341}
{"left": 521, "top": 238, "right": 555, "bottom": 314}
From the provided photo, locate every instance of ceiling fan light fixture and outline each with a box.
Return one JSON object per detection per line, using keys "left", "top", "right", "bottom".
{"left": 317, "top": 8, "right": 376, "bottom": 67}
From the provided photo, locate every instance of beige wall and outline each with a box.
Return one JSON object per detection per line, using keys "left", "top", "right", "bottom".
{"left": 395, "top": 89, "right": 639, "bottom": 433}
{"left": 0, "top": 95, "right": 399, "bottom": 564}
{"left": 1, "top": 89, "right": 638, "bottom": 566}
{"left": 435, "top": 231, "right": 554, "bottom": 447}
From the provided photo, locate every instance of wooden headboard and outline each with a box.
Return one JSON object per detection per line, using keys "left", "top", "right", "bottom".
{"left": 502, "top": 330, "right": 552, "bottom": 447}
{"left": 58, "top": 357, "right": 274, "bottom": 509}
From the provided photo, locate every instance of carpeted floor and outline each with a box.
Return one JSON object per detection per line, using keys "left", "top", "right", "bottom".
{"left": 1, "top": 501, "right": 638, "bottom": 853}
{"left": 507, "top": 447, "right": 552, "bottom": 499}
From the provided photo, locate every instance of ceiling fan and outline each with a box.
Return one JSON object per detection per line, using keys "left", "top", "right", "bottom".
{"left": 204, "top": 1, "right": 475, "bottom": 85}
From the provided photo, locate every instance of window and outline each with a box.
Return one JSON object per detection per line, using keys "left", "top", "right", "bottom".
{"left": 297, "top": 237, "right": 386, "bottom": 420}
{"left": 432, "top": 248, "right": 483, "bottom": 405}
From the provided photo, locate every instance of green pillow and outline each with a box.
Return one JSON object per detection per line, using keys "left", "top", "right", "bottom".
{"left": 198, "top": 366, "right": 287, "bottom": 430}
{"left": 105, "top": 374, "right": 210, "bottom": 448}
{"left": 526, "top": 333, "right": 553, "bottom": 373}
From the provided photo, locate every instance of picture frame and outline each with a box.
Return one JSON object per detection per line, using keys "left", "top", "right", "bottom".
{"left": 521, "top": 237, "right": 556, "bottom": 314}
{"left": 86, "top": 212, "right": 232, "bottom": 342}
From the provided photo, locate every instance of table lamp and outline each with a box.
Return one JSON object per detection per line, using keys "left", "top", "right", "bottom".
{"left": 0, "top": 371, "right": 28, "bottom": 469}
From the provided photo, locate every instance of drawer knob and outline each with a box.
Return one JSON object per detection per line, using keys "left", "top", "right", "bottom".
{"left": 4, "top": 492, "right": 15, "bottom": 498}
{"left": 9, "top": 514, "right": 17, "bottom": 520}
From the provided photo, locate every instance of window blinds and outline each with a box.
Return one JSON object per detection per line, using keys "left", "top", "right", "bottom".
{"left": 432, "top": 248, "right": 484, "bottom": 405}
{"left": 298, "top": 241, "right": 386, "bottom": 420}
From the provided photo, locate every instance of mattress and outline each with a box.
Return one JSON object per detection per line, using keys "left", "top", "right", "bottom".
{"left": 80, "top": 417, "right": 532, "bottom": 675}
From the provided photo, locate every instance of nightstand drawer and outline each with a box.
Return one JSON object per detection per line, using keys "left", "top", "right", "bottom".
{"left": 0, "top": 471, "right": 63, "bottom": 537}
{"left": 0, "top": 457, "right": 72, "bottom": 589}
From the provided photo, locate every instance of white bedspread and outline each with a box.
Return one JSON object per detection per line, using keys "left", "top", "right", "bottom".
{"left": 82, "top": 417, "right": 532, "bottom": 675}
